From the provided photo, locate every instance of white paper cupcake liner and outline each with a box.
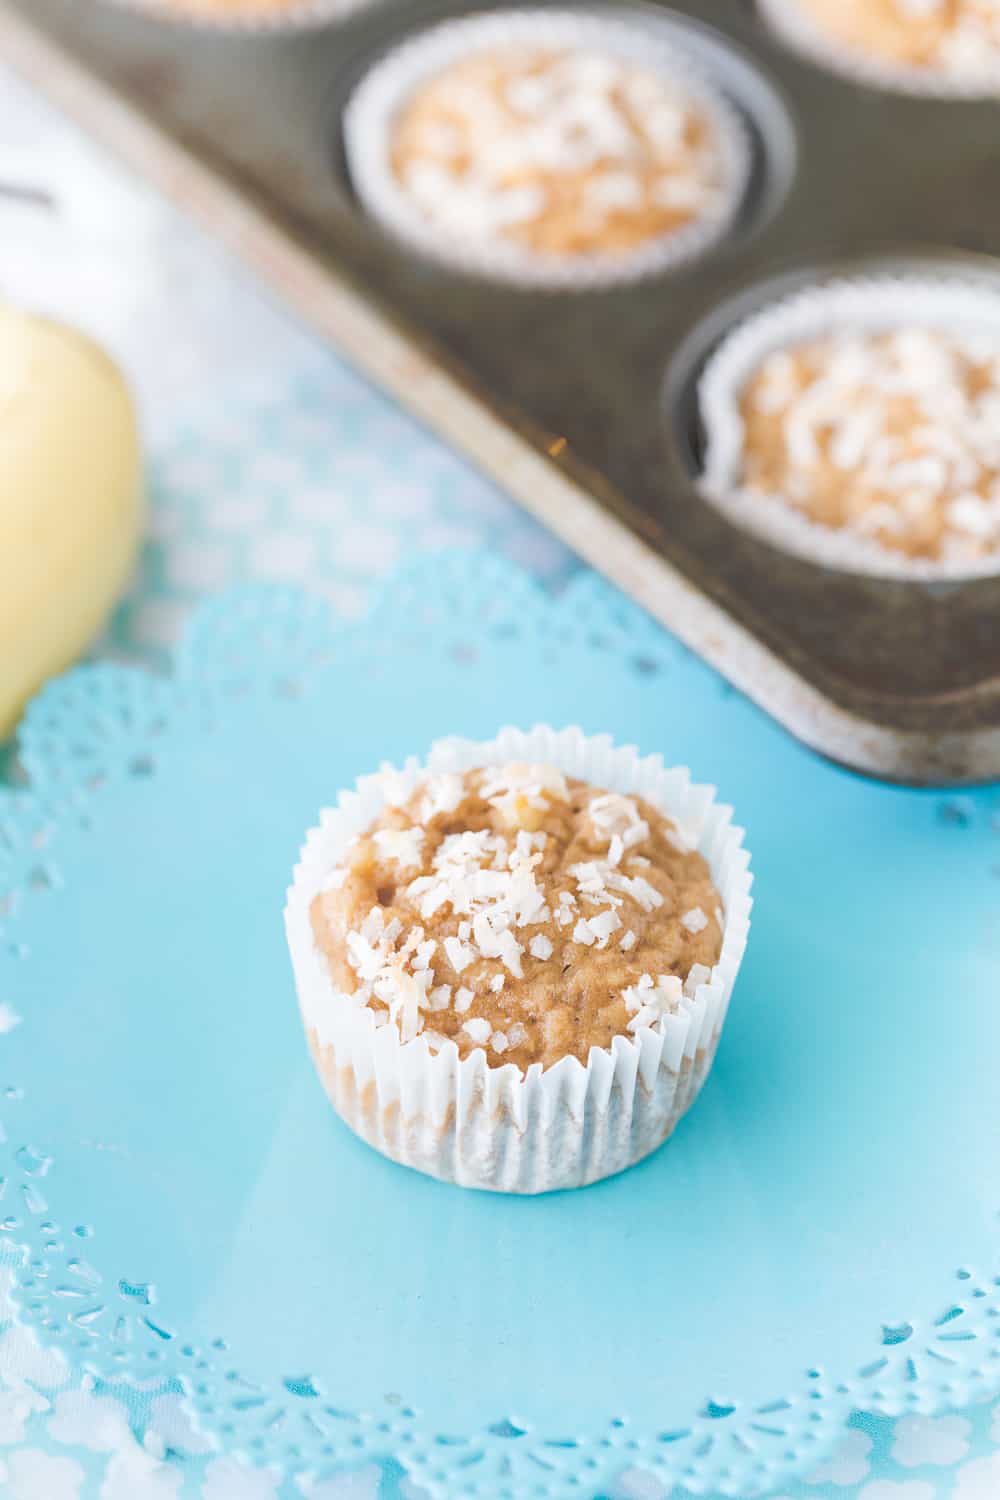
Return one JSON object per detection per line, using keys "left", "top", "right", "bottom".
{"left": 697, "top": 272, "right": 1000, "bottom": 581}
{"left": 757, "top": 0, "right": 1000, "bottom": 99}
{"left": 97, "top": 0, "right": 375, "bottom": 34}
{"left": 342, "top": 9, "right": 753, "bottom": 290}
{"left": 285, "top": 726, "right": 752, "bottom": 1193}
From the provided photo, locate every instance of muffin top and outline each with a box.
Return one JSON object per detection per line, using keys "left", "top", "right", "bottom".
{"left": 310, "top": 763, "right": 723, "bottom": 1071}
{"left": 388, "top": 46, "right": 734, "bottom": 258}
{"left": 791, "top": 0, "right": 1000, "bottom": 85}
{"left": 734, "top": 325, "right": 1000, "bottom": 564}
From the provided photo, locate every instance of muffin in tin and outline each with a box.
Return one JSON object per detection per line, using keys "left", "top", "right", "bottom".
{"left": 758, "top": 0, "right": 1000, "bottom": 96}
{"left": 698, "top": 275, "right": 1000, "bottom": 578}
{"left": 286, "top": 727, "right": 752, "bottom": 1192}
{"left": 344, "top": 10, "right": 751, "bottom": 288}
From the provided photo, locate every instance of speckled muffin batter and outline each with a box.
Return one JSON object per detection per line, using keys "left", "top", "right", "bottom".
{"left": 735, "top": 326, "right": 1000, "bottom": 564}
{"left": 388, "top": 47, "right": 733, "bottom": 258}
{"left": 310, "top": 763, "right": 723, "bottom": 1072}
{"left": 789, "top": 0, "right": 1000, "bottom": 86}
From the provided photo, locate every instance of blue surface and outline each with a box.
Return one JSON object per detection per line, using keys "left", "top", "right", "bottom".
{"left": 1, "top": 554, "right": 999, "bottom": 1500}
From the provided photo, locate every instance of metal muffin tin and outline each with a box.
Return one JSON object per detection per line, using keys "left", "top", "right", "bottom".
{"left": 5, "top": 0, "right": 1000, "bottom": 783}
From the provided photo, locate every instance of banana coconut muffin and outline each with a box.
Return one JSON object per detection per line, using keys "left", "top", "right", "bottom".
{"left": 759, "top": 0, "right": 1000, "bottom": 95}
{"left": 344, "top": 10, "right": 750, "bottom": 287}
{"left": 698, "top": 276, "right": 1000, "bottom": 577}
{"left": 286, "top": 727, "right": 752, "bottom": 1192}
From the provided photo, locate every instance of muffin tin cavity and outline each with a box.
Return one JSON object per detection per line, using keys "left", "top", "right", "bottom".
{"left": 665, "top": 258, "right": 1000, "bottom": 573}
{"left": 336, "top": 5, "right": 794, "bottom": 285}
{"left": 689, "top": 266, "right": 1000, "bottom": 580}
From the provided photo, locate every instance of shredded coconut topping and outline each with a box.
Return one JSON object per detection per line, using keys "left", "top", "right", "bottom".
{"left": 625, "top": 974, "right": 684, "bottom": 1033}
{"left": 311, "top": 763, "right": 723, "bottom": 1069}
{"left": 419, "top": 772, "right": 465, "bottom": 821}
{"left": 372, "top": 827, "right": 426, "bottom": 869}
{"left": 797, "top": 0, "right": 1000, "bottom": 87}
{"left": 390, "top": 45, "right": 732, "bottom": 258}
{"left": 738, "top": 324, "right": 1000, "bottom": 563}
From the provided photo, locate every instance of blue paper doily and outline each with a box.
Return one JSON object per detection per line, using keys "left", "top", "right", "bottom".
{"left": 1, "top": 553, "right": 999, "bottom": 1500}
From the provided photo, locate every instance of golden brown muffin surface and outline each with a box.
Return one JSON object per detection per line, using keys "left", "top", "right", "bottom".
{"left": 311, "top": 764, "right": 723, "bottom": 1071}
{"left": 736, "top": 326, "right": 1000, "bottom": 563}
{"left": 795, "top": 0, "right": 1000, "bottom": 80}
{"left": 389, "top": 47, "right": 732, "bottom": 258}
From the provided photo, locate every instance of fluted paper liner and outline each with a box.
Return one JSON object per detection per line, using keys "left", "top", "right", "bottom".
{"left": 285, "top": 726, "right": 752, "bottom": 1192}
{"left": 698, "top": 272, "right": 1000, "bottom": 581}
{"left": 342, "top": 9, "right": 752, "bottom": 291}
{"left": 758, "top": 0, "right": 1000, "bottom": 98}
{"left": 98, "top": 0, "right": 374, "bottom": 33}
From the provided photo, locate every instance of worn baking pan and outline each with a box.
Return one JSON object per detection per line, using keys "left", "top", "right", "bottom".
{"left": 3, "top": 0, "right": 1000, "bottom": 783}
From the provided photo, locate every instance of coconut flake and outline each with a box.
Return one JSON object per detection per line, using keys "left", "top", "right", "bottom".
{"left": 480, "top": 761, "right": 570, "bottom": 823}
{"left": 444, "top": 935, "right": 476, "bottom": 974}
{"left": 573, "top": 917, "right": 597, "bottom": 946}
{"left": 412, "top": 938, "right": 437, "bottom": 970}
{"left": 361, "top": 907, "right": 385, "bottom": 944}
{"left": 346, "top": 932, "right": 384, "bottom": 983}
{"left": 588, "top": 908, "right": 622, "bottom": 948}
{"left": 373, "top": 827, "right": 426, "bottom": 869}
{"left": 683, "top": 962, "right": 712, "bottom": 998}
{"left": 419, "top": 772, "right": 464, "bottom": 821}
{"left": 529, "top": 934, "right": 554, "bottom": 960}
{"left": 623, "top": 973, "right": 683, "bottom": 1029}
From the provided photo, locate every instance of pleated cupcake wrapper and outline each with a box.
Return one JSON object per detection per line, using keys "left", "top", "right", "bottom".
{"left": 286, "top": 725, "right": 752, "bottom": 1193}
{"left": 96, "top": 0, "right": 374, "bottom": 34}
{"left": 757, "top": 0, "right": 1000, "bottom": 98}
{"left": 342, "top": 9, "right": 752, "bottom": 291}
{"left": 697, "top": 273, "right": 1000, "bottom": 581}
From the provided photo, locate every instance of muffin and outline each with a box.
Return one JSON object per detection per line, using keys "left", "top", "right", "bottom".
{"left": 285, "top": 727, "right": 752, "bottom": 1192}
{"left": 344, "top": 11, "right": 750, "bottom": 288}
{"left": 698, "top": 276, "right": 1000, "bottom": 577}
{"left": 758, "top": 0, "right": 1000, "bottom": 96}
